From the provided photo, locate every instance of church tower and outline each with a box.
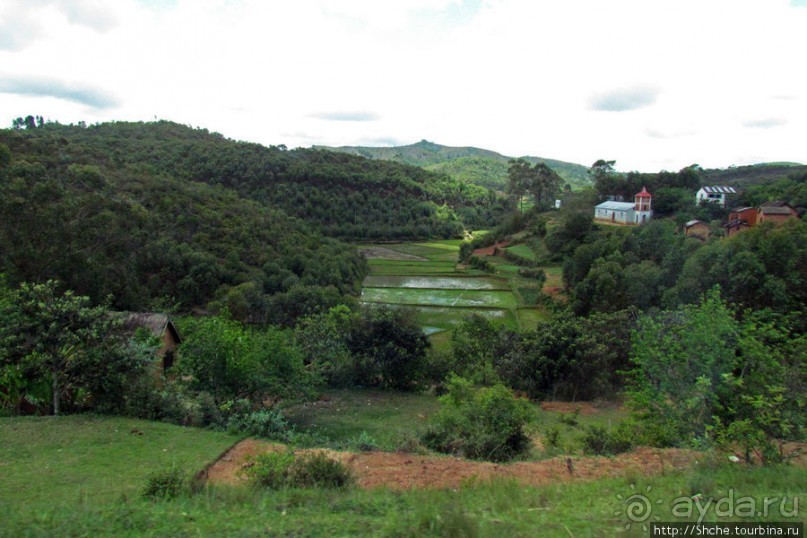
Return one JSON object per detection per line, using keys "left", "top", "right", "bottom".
{"left": 634, "top": 186, "right": 652, "bottom": 224}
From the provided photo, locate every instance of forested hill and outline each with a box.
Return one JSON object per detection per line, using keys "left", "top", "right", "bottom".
{"left": 703, "top": 162, "right": 807, "bottom": 187}
{"left": 1, "top": 121, "right": 510, "bottom": 242}
{"left": 0, "top": 120, "right": 506, "bottom": 318}
{"left": 321, "top": 140, "right": 592, "bottom": 191}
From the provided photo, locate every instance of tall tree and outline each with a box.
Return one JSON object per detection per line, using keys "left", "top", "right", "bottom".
{"left": 1, "top": 281, "right": 118, "bottom": 415}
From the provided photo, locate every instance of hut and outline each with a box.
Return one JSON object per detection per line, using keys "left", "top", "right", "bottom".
{"left": 757, "top": 201, "right": 798, "bottom": 225}
{"left": 116, "top": 312, "right": 182, "bottom": 373}
{"left": 684, "top": 220, "right": 710, "bottom": 240}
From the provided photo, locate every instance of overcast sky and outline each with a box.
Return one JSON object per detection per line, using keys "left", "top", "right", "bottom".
{"left": 1, "top": 0, "right": 806, "bottom": 171}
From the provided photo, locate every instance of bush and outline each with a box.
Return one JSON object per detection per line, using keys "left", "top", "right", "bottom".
{"left": 289, "top": 452, "right": 353, "bottom": 488}
{"left": 141, "top": 467, "right": 187, "bottom": 500}
{"left": 225, "top": 408, "right": 290, "bottom": 439}
{"left": 468, "top": 255, "right": 495, "bottom": 273}
{"left": 350, "top": 431, "right": 378, "bottom": 452}
{"left": 243, "top": 450, "right": 353, "bottom": 489}
{"left": 581, "top": 425, "right": 634, "bottom": 456}
{"left": 422, "top": 376, "right": 534, "bottom": 462}
{"left": 244, "top": 450, "right": 296, "bottom": 489}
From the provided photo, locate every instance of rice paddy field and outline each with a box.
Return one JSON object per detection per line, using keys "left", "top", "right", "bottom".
{"left": 358, "top": 240, "right": 558, "bottom": 345}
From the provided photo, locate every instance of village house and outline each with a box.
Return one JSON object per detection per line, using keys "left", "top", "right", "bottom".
{"left": 594, "top": 187, "right": 653, "bottom": 225}
{"left": 757, "top": 201, "right": 798, "bottom": 225}
{"left": 696, "top": 186, "right": 736, "bottom": 207}
{"left": 683, "top": 220, "right": 710, "bottom": 240}
{"left": 725, "top": 201, "right": 798, "bottom": 236}
{"left": 116, "top": 312, "right": 182, "bottom": 374}
{"left": 728, "top": 207, "right": 758, "bottom": 227}
{"left": 725, "top": 219, "right": 752, "bottom": 237}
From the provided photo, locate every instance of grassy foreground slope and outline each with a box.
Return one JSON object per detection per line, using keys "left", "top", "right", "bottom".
{"left": 0, "top": 416, "right": 239, "bottom": 510}
{"left": 1, "top": 415, "right": 803, "bottom": 537}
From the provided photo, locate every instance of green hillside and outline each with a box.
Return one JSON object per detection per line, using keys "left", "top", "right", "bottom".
{"left": 703, "top": 162, "right": 807, "bottom": 187}
{"left": 321, "top": 140, "right": 592, "bottom": 191}
{"left": 0, "top": 121, "right": 510, "bottom": 314}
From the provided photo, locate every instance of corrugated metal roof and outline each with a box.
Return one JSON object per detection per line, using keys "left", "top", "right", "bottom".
{"left": 701, "top": 186, "right": 736, "bottom": 194}
{"left": 595, "top": 201, "right": 636, "bottom": 211}
{"left": 759, "top": 206, "right": 792, "bottom": 215}
{"left": 760, "top": 200, "right": 791, "bottom": 208}
{"left": 684, "top": 220, "right": 702, "bottom": 228}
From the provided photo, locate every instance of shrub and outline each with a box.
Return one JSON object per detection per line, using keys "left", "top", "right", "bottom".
{"left": 544, "top": 426, "right": 561, "bottom": 450}
{"left": 468, "top": 255, "right": 495, "bottom": 273}
{"left": 243, "top": 450, "right": 353, "bottom": 489}
{"left": 422, "top": 376, "right": 534, "bottom": 462}
{"left": 350, "top": 431, "right": 378, "bottom": 452}
{"left": 225, "top": 408, "right": 290, "bottom": 439}
{"left": 244, "top": 450, "right": 296, "bottom": 489}
{"left": 141, "top": 466, "right": 187, "bottom": 500}
{"left": 288, "top": 452, "right": 353, "bottom": 488}
{"left": 581, "top": 425, "right": 634, "bottom": 456}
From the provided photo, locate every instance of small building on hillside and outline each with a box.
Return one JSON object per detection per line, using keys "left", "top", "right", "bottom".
{"left": 725, "top": 219, "right": 752, "bottom": 237}
{"left": 116, "top": 312, "right": 182, "bottom": 373}
{"left": 684, "top": 220, "right": 710, "bottom": 240}
{"left": 594, "top": 201, "right": 636, "bottom": 224}
{"left": 728, "top": 207, "right": 758, "bottom": 227}
{"left": 724, "top": 201, "right": 798, "bottom": 236}
{"left": 757, "top": 201, "right": 798, "bottom": 225}
{"left": 594, "top": 187, "right": 653, "bottom": 225}
{"left": 696, "top": 186, "right": 736, "bottom": 207}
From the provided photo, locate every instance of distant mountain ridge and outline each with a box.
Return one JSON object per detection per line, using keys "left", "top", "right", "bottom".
{"left": 319, "top": 140, "right": 592, "bottom": 191}
{"left": 703, "top": 162, "right": 807, "bottom": 187}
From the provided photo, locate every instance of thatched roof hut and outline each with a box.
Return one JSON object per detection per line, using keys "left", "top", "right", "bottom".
{"left": 113, "top": 312, "right": 182, "bottom": 372}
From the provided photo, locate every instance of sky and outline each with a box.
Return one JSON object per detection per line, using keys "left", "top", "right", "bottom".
{"left": 1, "top": 0, "right": 806, "bottom": 172}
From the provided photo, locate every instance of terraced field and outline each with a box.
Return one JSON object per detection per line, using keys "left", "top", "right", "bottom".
{"left": 358, "top": 241, "right": 553, "bottom": 346}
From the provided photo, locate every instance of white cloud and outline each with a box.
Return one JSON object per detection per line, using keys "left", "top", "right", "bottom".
{"left": 0, "top": 0, "right": 805, "bottom": 170}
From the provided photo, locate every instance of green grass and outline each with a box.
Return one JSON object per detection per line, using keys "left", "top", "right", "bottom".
{"left": 4, "top": 458, "right": 801, "bottom": 537}
{"left": 361, "top": 288, "right": 518, "bottom": 309}
{"left": 428, "top": 329, "right": 454, "bottom": 354}
{"left": 284, "top": 389, "right": 439, "bottom": 448}
{"left": 505, "top": 244, "right": 538, "bottom": 261}
{"left": 517, "top": 307, "right": 551, "bottom": 329}
{"left": 412, "top": 305, "right": 518, "bottom": 329}
{"left": 367, "top": 259, "right": 456, "bottom": 268}
{"left": 1, "top": 410, "right": 803, "bottom": 536}
{"left": 420, "top": 239, "right": 464, "bottom": 248}
{"left": 367, "top": 264, "right": 461, "bottom": 276}
{"left": 0, "top": 415, "right": 239, "bottom": 514}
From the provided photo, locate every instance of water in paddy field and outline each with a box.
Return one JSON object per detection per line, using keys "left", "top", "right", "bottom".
{"left": 362, "top": 276, "right": 508, "bottom": 290}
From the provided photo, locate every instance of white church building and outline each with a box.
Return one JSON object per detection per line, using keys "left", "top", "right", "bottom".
{"left": 594, "top": 187, "right": 653, "bottom": 225}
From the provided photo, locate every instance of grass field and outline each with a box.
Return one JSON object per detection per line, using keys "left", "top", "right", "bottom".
{"left": 365, "top": 263, "right": 461, "bottom": 276}
{"left": 284, "top": 389, "right": 440, "bottom": 449}
{"left": 505, "top": 244, "right": 538, "bottom": 261}
{"left": 2, "top": 412, "right": 803, "bottom": 537}
{"left": 0, "top": 415, "right": 239, "bottom": 512}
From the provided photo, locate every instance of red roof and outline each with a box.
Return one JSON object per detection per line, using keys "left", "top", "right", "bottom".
{"left": 635, "top": 186, "right": 652, "bottom": 198}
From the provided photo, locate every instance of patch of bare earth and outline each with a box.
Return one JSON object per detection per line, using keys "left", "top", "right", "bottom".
{"left": 472, "top": 241, "right": 509, "bottom": 258}
{"left": 203, "top": 439, "right": 700, "bottom": 491}
{"left": 358, "top": 247, "right": 428, "bottom": 261}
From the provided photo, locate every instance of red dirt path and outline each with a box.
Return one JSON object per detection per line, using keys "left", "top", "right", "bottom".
{"left": 202, "top": 439, "right": 700, "bottom": 491}
{"left": 472, "top": 241, "right": 509, "bottom": 257}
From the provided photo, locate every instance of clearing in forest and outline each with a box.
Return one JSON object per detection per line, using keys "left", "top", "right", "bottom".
{"left": 358, "top": 240, "right": 550, "bottom": 344}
